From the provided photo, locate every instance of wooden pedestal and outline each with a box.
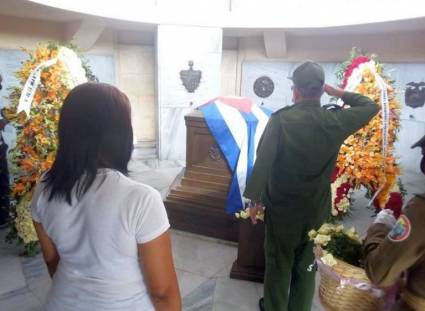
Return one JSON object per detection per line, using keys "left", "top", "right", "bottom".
{"left": 164, "top": 110, "right": 238, "bottom": 242}
{"left": 230, "top": 220, "right": 265, "bottom": 283}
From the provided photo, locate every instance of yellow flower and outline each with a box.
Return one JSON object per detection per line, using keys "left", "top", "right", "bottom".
{"left": 314, "top": 234, "right": 331, "bottom": 247}
{"left": 345, "top": 227, "right": 361, "bottom": 242}
{"left": 308, "top": 229, "right": 317, "bottom": 240}
{"left": 5, "top": 43, "right": 87, "bottom": 247}
{"left": 321, "top": 253, "right": 337, "bottom": 267}
{"left": 318, "top": 224, "right": 334, "bottom": 235}
{"left": 335, "top": 59, "right": 401, "bottom": 212}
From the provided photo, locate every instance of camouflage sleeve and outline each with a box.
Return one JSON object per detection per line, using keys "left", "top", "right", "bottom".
{"left": 363, "top": 197, "right": 425, "bottom": 287}
{"left": 243, "top": 114, "right": 281, "bottom": 202}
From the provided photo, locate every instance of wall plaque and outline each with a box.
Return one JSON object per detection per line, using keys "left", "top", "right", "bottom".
{"left": 180, "top": 60, "right": 202, "bottom": 93}
{"left": 253, "top": 76, "right": 274, "bottom": 98}
{"left": 405, "top": 81, "right": 425, "bottom": 108}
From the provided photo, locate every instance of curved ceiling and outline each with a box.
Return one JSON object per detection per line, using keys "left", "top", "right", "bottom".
{"left": 27, "top": 0, "right": 425, "bottom": 29}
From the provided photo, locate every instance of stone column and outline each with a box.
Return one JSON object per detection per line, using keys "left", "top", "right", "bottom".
{"left": 157, "top": 25, "right": 223, "bottom": 161}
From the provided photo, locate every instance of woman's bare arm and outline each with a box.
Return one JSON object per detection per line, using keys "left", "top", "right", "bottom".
{"left": 33, "top": 221, "right": 60, "bottom": 278}
{"left": 138, "top": 230, "right": 181, "bottom": 311}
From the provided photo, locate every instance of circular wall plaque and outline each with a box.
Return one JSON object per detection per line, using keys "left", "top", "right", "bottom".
{"left": 253, "top": 76, "right": 274, "bottom": 98}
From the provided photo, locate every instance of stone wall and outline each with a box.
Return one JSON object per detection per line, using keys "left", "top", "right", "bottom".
{"left": 0, "top": 14, "right": 157, "bottom": 146}
{"left": 116, "top": 45, "right": 156, "bottom": 144}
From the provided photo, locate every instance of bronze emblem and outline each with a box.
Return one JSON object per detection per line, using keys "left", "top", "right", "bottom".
{"left": 253, "top": 76, "right": 274, "bottom": 98}
{"left": 180, "top": 60, "right": 202, "bottom": 93}
{"left": 208, "top": 146, "right": 222, "bottom": 161}
{"left": 405, "top": 81, "right": 425, "bottom": 108}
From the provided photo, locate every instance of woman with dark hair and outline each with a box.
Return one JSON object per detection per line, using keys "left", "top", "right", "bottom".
{"left": 31, "top": 83, "right": 181, "bottom": 311}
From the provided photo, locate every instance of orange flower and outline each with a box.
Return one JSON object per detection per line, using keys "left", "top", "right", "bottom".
{"left": 335, "top": 60, "right": 401, "bottom": 209}
{"left": 13, "top": 183, "right": 26, "bottom": 195}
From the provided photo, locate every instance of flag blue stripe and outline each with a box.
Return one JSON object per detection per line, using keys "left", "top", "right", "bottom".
{"left": 199, "top": 102, "right": 271, "bottom": 214}
{"left": 240, "top": 112, "right": 258, "bottom": 182}
{"left": 199, "top": 103, "right": 240, "bottom": 171}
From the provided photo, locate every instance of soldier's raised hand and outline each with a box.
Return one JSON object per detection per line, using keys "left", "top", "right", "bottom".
{"left": 324, "top": 84, "right": 345, "bottom": 98}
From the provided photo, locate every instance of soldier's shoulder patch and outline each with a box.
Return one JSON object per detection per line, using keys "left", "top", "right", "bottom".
{"left": 388, "top": 215, "right": 411, "bottom": 242}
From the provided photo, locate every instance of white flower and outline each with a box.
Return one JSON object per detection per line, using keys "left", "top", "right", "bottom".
{"left": 58, "top": 47, "right": 87, "bottom": 88}
{"left": 321, "top": 253, "right": 337, "bottom": 267}
{"left": 335, "top": 225, "right": 344, "bottom": 233}
{"left": 345, "top": 227, "right": 361, "bottom": 242}
{"left": 318, "top": 224, "right": 333, "bottom": 235}
{"left": 308, "top": 229, "right": 317, "bottom": 240}
{"left": 314, "top": 234, "right": 331, "bottom": 247}
{"left": 15, "top": 196, "right": 38, "bottom": 244}
{"left": 239, "top": 209, "right": 250, "bottom": 219}
{"left": 256, "top": 212, "right": 264, "bottom": 222}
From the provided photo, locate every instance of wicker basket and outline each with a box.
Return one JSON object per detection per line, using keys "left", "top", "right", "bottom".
{"left": 318, "top": 257, "right": 384, "bottom": 311}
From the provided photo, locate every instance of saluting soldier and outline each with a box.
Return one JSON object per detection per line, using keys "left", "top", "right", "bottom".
{"left": 244, "top": 61, "right": 380, "bottom": 311}
{"left": 364, "top": 134, "right": 425, "bottom": 311}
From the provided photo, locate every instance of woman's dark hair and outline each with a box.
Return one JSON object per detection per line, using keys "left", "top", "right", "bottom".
{"left": 44, "top": 82, "right": 133, "bottom": 204}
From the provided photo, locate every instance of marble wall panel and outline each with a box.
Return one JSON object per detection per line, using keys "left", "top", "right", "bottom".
{"left": 241, "top": 61, "right": 425, "bottom": 174}
{"left": 157, "top": 25, "right": 222, "bottom": 160}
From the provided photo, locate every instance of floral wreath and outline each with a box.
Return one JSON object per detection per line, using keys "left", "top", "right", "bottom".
{"left": 331, "top": 48, "right": 404, "bottom": 218}
{"left": 3, "top": 43, "right": 96, "bottom": 255}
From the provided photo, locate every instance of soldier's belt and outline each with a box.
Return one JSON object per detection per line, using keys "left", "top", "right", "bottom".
{"left": 403, "top": 289, "right": 425, "bottom": 311}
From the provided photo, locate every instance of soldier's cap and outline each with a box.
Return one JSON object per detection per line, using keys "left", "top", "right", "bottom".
{"left": 411, "top": 134, "right": 425, "bottom": 149}
{"left": 289, "top": 61, "right": 325, "bottom": 92}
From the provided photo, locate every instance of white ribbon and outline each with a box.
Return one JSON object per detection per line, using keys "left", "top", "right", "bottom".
{"left": 316, "top": 258, "right": 385, "bottom": 298}
{"left": 17, "top": 47, "right": 87, "bottom": 118}
{"left": 375, "top": 74, "right": 390, "bottom": 158}
{"left": 18, "top": 58, "right": 57, "bottom": 116}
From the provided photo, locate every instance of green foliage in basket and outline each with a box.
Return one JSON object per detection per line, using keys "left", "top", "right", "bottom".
{"left": 309, "top": 223, "right": 363, "bottom": 268}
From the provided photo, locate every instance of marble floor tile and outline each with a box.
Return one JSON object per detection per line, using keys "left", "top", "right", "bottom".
{"left": 176, "top": 269, "right": 210, "bottom": 298}
{"left": 255, "top": 283, "right": 263, "bottom": 298}
{"left": 22, "top": 254, "right": 51, "bottom": 304}
{"left": 182, "top": 278, "right": 216, "bottom": 311}
{"left": 213, "top": 277, "right": 261, "bottom": 311}
{"left": 171, "top": 231, "right": 237, "bottom": 278}
{"left": 0, "top": 286, "right": 42, "bottom": 311}
{"left": 0, "top": 254, "right": 26, "bottom": 295}
{"left": 129, "top": 167, "right": 182, "bottom": 194}
{"left": 215, "top": 263, "right": 233, "bottom": 278}
{"left": 128, "top": 159, "right": 153, "bottom": 172}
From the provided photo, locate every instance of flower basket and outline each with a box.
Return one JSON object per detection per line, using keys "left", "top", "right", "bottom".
{"left": 309, "top": 224, "right": 385, "bottom": 311}
{"left": 317, "top": 252, "right": 384, "bottom": 311}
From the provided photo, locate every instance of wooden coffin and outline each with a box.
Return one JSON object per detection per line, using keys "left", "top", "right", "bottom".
{"left": 164, "top": 110, "right": 239, "bottom": 242}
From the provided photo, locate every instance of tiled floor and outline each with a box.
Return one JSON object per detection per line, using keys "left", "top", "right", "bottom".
{"left": 0, "top": 159, "right": 424, "bottom": 311}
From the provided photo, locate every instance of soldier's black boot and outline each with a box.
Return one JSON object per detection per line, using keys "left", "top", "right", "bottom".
{"left": 259, "top": 297, "right": 264, "bottom": 311}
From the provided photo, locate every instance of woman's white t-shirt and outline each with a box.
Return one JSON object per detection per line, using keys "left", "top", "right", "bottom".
{"left": 31, "top": 169, "right": 170, "bottom": 311}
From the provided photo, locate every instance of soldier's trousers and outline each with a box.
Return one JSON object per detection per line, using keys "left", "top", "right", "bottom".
{"left": 263, "top": 212, "right": 317, "bottom": 311}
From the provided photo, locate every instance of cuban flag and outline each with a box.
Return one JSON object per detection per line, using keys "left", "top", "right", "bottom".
{"left": 199, "top": 97, "right": 272, "bottom": 214}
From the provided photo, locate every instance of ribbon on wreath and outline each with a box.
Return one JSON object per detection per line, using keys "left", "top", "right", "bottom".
{"left": 17, "top": 47, "right": 87, "bottom": 117}
{"left": 336, "top": 60, "right": 390, "bottom": 206}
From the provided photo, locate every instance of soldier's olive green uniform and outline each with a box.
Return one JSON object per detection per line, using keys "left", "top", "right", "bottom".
{"left": 364, "top": 193, "right": 425, "bottom": 311}
{"left": 244, "top": 92, "right": 379, "bottom": 311}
